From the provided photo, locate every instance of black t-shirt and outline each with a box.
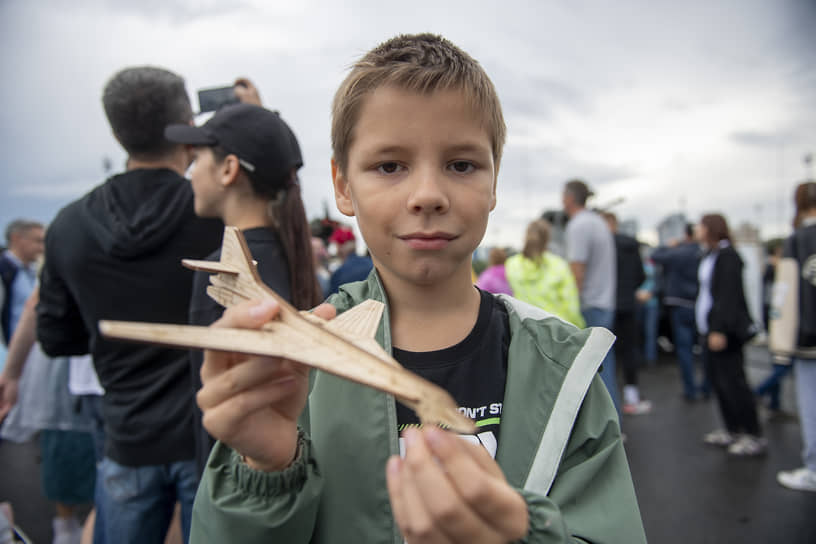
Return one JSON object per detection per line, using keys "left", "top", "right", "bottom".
{"left": 394, "top": 288, "right": 510, "bottom": 458}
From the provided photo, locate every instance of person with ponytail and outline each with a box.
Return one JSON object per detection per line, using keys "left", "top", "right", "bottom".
{"left": 505, "top": 218, "right": 585, "bottom": 327}
{"left": 165, "top": 82, "right": 322, "bottom": 475}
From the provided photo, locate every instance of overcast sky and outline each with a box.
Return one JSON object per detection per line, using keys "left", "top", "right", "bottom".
{"left": 1, "top": 0, "right": 814, "bottom": 248}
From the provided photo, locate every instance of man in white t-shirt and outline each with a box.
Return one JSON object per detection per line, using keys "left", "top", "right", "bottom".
{"left": 563, "top": 179, "right": 619, "bottom": 412}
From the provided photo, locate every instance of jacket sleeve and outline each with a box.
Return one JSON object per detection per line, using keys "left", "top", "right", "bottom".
{"left": 649, "top": 246, "right": 674, "bottom": 266}
{"left": 36, "top": 237, "right": 90, "bottom": 357}
{"left": 517, "top": 377, "right": 647, "bottom": 544}
{"left": 190, "top": 432, "right": 323, "bottom": 543}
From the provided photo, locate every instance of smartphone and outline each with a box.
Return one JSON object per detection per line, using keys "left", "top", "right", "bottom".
{"left": 197, "top": 85, "right": 239, "bottom": 113}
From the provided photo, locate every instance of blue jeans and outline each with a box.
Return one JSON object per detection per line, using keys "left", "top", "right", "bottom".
{"left": 78, "top": 396, "right": 108, "bottom": 544}
{"left": 582, "top": 307, "right": 620, "bottom": 414}
{"left": 669, "top": 306, "right": 706, "bottom": 399}
{"left": 637, "top": 303, "right": 658, "bottom": 364}
{"left": 755, "top": 363, "right": 792, "bottom": 411}
{"left": 97, "top": 457, "right": 198, "bottom": 544}
{"left": 794, "top": 359, "right": 816, "bottom": 472}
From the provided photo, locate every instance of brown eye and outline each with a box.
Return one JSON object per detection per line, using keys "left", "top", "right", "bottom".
{"left": 377, "top": 162, "right": 402, "bottom": 174}
{"left": 449, "top": 161, "right": 474, "bottom": 174}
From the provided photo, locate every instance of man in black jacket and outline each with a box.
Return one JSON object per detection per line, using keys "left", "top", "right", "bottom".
{"left": 651, "top": 224, "right": 707, "bottom": 401}
{"left": 603, "top": 213, "right": 650, "bottom": 415}
{"left": 37, "top": 66, "right": 222, "bottom": 543}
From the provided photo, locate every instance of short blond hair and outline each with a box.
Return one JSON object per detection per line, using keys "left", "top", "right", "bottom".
{"left": 331, "top": 33, "right": 506, "bottom": 174}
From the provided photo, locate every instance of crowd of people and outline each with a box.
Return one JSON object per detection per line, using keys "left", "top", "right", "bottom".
{"left": 0, "top": 31, "right": 812, "bottom": 544}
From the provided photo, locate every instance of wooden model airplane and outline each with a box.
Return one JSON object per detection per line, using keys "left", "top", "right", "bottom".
{"left": 99, "top": 226, "right": 476, "bottom": 434}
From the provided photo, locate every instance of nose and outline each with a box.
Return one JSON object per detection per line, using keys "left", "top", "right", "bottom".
{"left": 406, "top": 167, "right": 450, "bottom": 214}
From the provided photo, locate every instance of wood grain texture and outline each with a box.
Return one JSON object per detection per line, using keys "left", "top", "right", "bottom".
{"left": 100, "top": 226, "right": 476, "bottom": 434}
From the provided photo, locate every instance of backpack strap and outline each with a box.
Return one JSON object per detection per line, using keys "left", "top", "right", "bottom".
{"left": 523, "top": 326, "right": 614, "bottom": 496}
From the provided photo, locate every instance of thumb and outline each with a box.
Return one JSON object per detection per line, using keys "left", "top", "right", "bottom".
{"left": 311, "top": 303, "right": 337, "bottom": 321}
{"left": 215, "top": 299, "right": 280, "bottom": 330}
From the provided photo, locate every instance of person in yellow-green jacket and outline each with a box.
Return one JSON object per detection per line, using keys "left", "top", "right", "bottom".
{"left": 506, "top": 219, "right": 585, "bottom": 328}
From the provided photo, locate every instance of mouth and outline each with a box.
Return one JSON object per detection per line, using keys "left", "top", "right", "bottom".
{"left": 399, "top": 232, "right": 457, "bottom": 250}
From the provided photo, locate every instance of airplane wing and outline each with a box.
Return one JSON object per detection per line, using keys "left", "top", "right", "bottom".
{"left": 99, "top": 225, "right": 476, "bottom": 434}
{"left": 99, "top": 317, "right": 474, "bottom": 434}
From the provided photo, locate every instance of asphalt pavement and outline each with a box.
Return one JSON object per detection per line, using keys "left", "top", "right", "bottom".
{"left": 1, "top": 344, "right": 815, "bottom": 543}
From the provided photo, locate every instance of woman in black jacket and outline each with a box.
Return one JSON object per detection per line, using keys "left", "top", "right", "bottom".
{"left": 695, "top": 213, "right": 764, "bottom": 456}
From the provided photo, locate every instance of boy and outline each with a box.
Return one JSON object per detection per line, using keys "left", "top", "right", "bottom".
{"left": 191, "top": 34, "right": 646, "bottom": 543}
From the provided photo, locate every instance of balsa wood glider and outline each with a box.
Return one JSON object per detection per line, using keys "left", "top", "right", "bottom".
{"left": 99, "top": 226, "right": 476, "bottom": 434}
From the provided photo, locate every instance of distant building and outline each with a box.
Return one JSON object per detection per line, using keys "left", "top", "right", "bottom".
{"left": 541, "top": 209, "right": 569, "bottom": 258}
{"left": 618, "top": 219, "right": 638, "bottom": 238}
{"left": 656, "top": 213, "right": 688, "bottom": 246}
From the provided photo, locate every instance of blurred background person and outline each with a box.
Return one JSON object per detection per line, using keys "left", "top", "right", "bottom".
{"left": 604, "top": 212, "right": 651, "bottom": 416}
{"left": 0, "top": 289, "right": 96, "bottom": 544}
{"left": 563, "top": 179, "right": 618, "bottom": 410}
{"left": 476, "top": 247, "right": 513, "bottom": 295}
{"left": 696, "top": 213, "right": 764, "bottom": 456}
{"left": 165, "top": 85, "right": 323, "bottom": 476}
{"left": 312, "top": 236, "right": 331, "bottom": 298}
{"left": 636, "top": 252, "right": 659, "bottom": 366}
{"left": 505, "top": 218, "right": 584, "bottom": 327}
{"left": 652, "top": 223, "right": 707, "bottom": 401}
{"left": 1, "top": 220, "right": 45, "bottom": 347}
{"left": 327, "top": 226, "right": 373, "bottom": 295}
{"left": 776, "top": 181, "right": 816, "bottom": 492}
{"left": 36, "top": 66, "right": 224, "bottom": 543}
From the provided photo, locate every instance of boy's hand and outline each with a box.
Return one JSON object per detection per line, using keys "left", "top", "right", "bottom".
{"left": 197, "top": 299, "right": 335, "bottom": 471}
{"left": 387, "top": 427, "right": 528, "bottom": 543}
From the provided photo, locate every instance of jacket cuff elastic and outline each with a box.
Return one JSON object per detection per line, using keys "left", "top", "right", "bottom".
{"left": 227, "top": 431, "right": 314, "bottom": 497}
{"left": 513, "top": 488, "right": 570, "bottom": 544}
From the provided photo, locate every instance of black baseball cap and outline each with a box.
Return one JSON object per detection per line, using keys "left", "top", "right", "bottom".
{"left": 165, "top": 103, "right": 303, "bottom": 188}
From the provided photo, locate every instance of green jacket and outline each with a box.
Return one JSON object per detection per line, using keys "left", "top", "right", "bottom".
{"left": 191, "top": 272, "right": 646, "bottom": 543}
{"left": 505, "top": 252, "right": 585, "bottom": 329}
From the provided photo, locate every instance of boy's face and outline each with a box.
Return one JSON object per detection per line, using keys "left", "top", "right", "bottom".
{"left": 332, "top": 85, "right": 497, "bottom": 289}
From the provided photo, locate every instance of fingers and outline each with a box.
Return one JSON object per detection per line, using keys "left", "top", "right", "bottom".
{"left": 200, "top": 299, "right": 281, "bottom": 380}
{"left": 393, "top": 428, "right": 503, "bottom": 543}
{"left": 233, "top": 77, "right": 262, "bottom": 106}
{"left": 216, "top": 299, "right": 280, "bottom": 330}
{"left": 424, "top": 428, "right": 528, "bottom": 540}
{"left": 312, "top": 302, "right": 337, "bottom": 321}
{"left": 197, "top": 356, "right": 307, "bottom": 410}
{"left": 387, "top": 455, "right": 454, "bottom": 544}
{"left": 199, "top": 374, "right": 297, "bottom": 439}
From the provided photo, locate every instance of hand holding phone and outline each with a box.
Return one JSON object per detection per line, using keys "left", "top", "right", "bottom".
{"left": 197, "top": 85, "right": 239, "bottom": 113}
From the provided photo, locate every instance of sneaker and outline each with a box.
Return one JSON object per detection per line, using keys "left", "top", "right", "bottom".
{"left": 657, "top": 336, "right": 674, "bottom": 353}
{"left": 623, "top": 400, "right": 653, "bottom": 415}
{"left": 703, "top": 429, "right": 734, "bottom": 447}
{"left": 53, "top": 517, "right": 81, "bottom": 544}
{"left": 777, "top": 467, "right": 816, "bottom": 492}
{"left": 727, "top": 434, "right": 767, "bottom": 456}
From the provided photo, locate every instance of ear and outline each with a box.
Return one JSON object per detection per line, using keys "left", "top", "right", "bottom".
{"left": 221, "top": 155, "right": 242, "bottom": 187}
{"left": 489, "top": 174, "right": 498, "bottom": 212}
{"left": 331, "top": 158, "right": 355, "bottom": 217}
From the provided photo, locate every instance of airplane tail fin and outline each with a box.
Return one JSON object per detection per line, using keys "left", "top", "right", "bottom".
{"left": 183, "top": 226, "right": 290, "bottom": 310}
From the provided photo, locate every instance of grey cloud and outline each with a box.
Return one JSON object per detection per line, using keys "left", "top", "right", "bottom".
{"left": 731, "top": 129, "right": 799, "bottom": 148}
{"left": 54, "top": 0, "right": 255, "bottom": 24}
